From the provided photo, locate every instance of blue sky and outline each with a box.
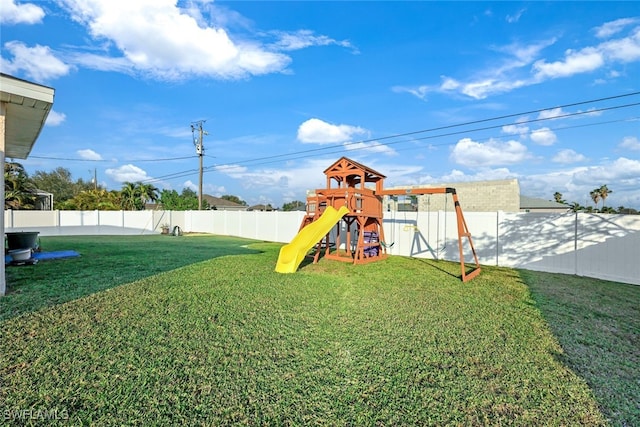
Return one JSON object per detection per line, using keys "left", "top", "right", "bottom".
{"left": 2, "top": 0, "right": 639, "bottom": 209}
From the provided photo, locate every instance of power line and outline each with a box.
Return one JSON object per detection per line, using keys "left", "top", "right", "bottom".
{"left": 145, "top": 110, "right": 639, "bottom": 184}
{"left": 29, "top": 155, "right": 197, "bottom": 162}
{"left": 27, "top": 91, "right": 640, "bottom": 184}
{"left": 141, "top": 97, "right": 640, "bottom": 184}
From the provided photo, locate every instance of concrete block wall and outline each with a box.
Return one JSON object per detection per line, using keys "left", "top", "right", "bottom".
{"left": 385, "top": 179, "right": 521, "bottom": 213}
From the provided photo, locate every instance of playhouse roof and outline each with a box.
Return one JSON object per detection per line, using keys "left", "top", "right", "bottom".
{"left": 323, "top": 157, "right": 386, "bottom": 182}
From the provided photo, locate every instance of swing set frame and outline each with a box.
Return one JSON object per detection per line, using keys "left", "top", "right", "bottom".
{"left": 297, "top": 157, "right": 481, "bottom": 282}
{"left": 379, "top": 187, "right": 481, "bottom": 282}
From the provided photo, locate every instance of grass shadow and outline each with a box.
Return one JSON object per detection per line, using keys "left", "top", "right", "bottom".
{"left": 1, "top": 234, "right": 261, "bottom": 321}
{"left": 520, "top": 269, "right": 640, "bottom": 427}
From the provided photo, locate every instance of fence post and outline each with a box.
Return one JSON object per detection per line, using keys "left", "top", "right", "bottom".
{"left": 496, "top": 210, "right": 501, "bottom": 266}
{"left": 574, "top": 212, "right": 579, "bottom": 276}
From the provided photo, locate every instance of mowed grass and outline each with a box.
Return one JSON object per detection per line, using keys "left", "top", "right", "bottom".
{"left": 521, "top": 270, "right": 639, "bottom": 427}
{"left": 0, "top": 235, "right": 625, "bottom": 425}
{"left": 1, "top": 234, "right": 260, "bottom": 321}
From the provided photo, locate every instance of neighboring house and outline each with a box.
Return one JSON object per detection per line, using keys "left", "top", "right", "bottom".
{"left": 203, "top": 195, "right": 247, "bottom": 211}
{"left": 519, "top": 196, "right": 570, "bottom": 213}
{"left": 380, "top": 180, "right": 570, "bottom": 213}
{"left": 247, "top": 204, "right": 275, "bottom": 211}
{"left": 384, "top": 179, "right": 521, "bottom": 212}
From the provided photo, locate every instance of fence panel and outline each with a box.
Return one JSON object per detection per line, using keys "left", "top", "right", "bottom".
{"left": 97, "top": 211, "right": 124, "bottom": 227}
{"left": 575, "top": 214, "right": 640, "bottom": 284}
{"left": 4, "top": 209, "right": 640, "bottom": 285}
{"left": 8, "top": 210, "right": 57, "bottom": 228}
{"left": 503, "top": 212, "right": 577, "bottom": 274}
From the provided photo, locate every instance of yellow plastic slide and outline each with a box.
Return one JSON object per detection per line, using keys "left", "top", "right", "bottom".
{"left": 275, "top": 205, "right": 349, "bottom": 273}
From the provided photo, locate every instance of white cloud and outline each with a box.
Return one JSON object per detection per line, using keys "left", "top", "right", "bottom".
{"left": 77, "top": 149, "right": 103, "bottom": 160}
{"left": 1, "top": 41, "right": 71, "bottom": 81}
{"left": 297, "top": 118, "right": 368, "bottom": 144}
{"left": 519, "top": 158, "right": 640, "bottom": 208}
{"left": 269, "top": 29, "right": 357, "bottom": 53}
{"left": 45, "top": 110, "right": 66, "bottom": 126}
{"left": 534, "top": 25, "right": 640, "bottom": 79}
{"left": 439, "top": 167, "right": 517, "bottom": 183}
{"left": 461, "top": 77, "right": 529, "bottom": 100}
{"left": 506, "top": 8, "right": 526, "bottom": 24}
{"left": 618, "top": 136, "right": 640, "bottom": 151}
{"left": 344, "top": 141, "right": 397, "bottom": 156}
{"left": 216, "top": 164, "right": 248, "bottom": 177}
{"left": 397, "top": 18, "right": 640, "bottom": 100}
{"left": 497, "top": 38, "right": 558, "bottom": 66}
{"left": 105, "top": 164, "right": 151, "bottom": 182}
{"left": 599, "top": 27, "right": 640, "bottom": 62}
{"left": 533, "top": 47, "right": 604, "bottom": 79}
{"left": 594, "top": 18, "right": 640, "bottom": 38}
{"left": 530, "top": 127, "right": 557, "bottom": 146}
{"left": 502, "top": 124, "right": 529, "bottom": 137}
{"left": 537, "top": 107, "right": 564, "bottom": 120}
{"left": 450, "top": 137, "right": 530, "bottom": 167}
{"left": 55, "top": 0, "right": 292, "bottom": 80}
{"left": 183, "top": 180, "right": 197, "bottom": 192}
{"left": 552, "top": 149, "right": 587, "bottom": 164}
{"left": 219, "top": 158, "right": 329, "bottom": 195}
{"left": 0, "top": 0, "right": 45, "bottom": 25}
{"left": 391, "top": 84, "right": 430, "bottom": 101}
{"left": 67, "top": 52, "right": 131, "bottom": 74}
{"left": 572, "top": 157, "right": 640, "bottom": 186}
{"left": 184, "top": 180, "right": 226, "bottom": 196}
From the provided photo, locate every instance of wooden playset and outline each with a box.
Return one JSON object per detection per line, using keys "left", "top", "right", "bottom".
{"left": 276, "top": 157, "right": 481, "bottom": 281}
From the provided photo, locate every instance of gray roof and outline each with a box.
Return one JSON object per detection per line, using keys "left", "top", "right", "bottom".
{"left": 520, "top": 195, "right": 568, "bottom": 209}
{"left": 203, "top": 195, "right": 246, "bottom": 210}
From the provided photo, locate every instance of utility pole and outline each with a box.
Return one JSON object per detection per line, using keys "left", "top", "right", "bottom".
{"left": 190, "top": 120, "right": 208, "bottom": 210}
{"left": 89, "top": 168, "right": 97, "bottom": 190}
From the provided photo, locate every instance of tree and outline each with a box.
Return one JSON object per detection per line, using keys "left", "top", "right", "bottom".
{"left": 4, "top": 162, "right": 36, "bottom": 209}
{"left": 590, "top": 189, "right": 601, "bottom": 211}
{"left": 616, "top": 206, "right": 638, "bottom": 214}
{"left": 59, "top": 189, "right": 121, "bottom": 210}
{"left": 31, "top": 167, "right": 95, "bottom": 208}
{"left": 138, "top": 183, "right": 159, "bottom": 206}
{"left": 569, "top": 202, "right": 584, "bottom": 212}
{"left": 553, "top": 192, "right": 566, "bottom": 204}
{"left": 221, "top": 194, "right": 247, "bottom": 206}
{"left": 282, "top": 200, "right": 306, "bottom": 211}
{"left": 120, "top": 182, "right": 140, "bottom": 210}
{"left": 159, "top": 188, "right": 209, "bottom": 210}
{"left": 118, "top": 181, "right": 158, "bottom": 210}
{"left": 589, "top": 185, "right": 613, "bottom": 212}
{"left": 598, "top": 185, "right": 612, "bottom": 211}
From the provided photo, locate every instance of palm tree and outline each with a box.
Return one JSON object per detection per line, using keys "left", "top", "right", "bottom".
{"left": 569, "top": 202, "right": 584, "bottom": 212}
{"left": 138, "top": 183, "right": 159, "bottom": 207}
{"left": 120, "top": 182, "right": 140, "bottom": 210}
{"left": 553, "top": 192, "right": 566, "bottom": 204}
{"left": 4, "top": 162, "right": 36, "bottom": 209}
{"left": 590, "top": 189, "right": 601, "bottom": 212}
{"left": 598, "top": 185, "right": 612, "bottom": 211}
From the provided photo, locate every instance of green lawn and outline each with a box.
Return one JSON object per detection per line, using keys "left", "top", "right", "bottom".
{"left": 521, "top": 270, "right": 639, "bottom": 427}
{"left": 0, "top": 235, "right": 635, "bottom": 425}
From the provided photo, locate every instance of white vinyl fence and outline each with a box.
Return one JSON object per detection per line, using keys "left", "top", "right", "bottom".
{"left": 5, "top": 209, "right": 639, "bottom": 285}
